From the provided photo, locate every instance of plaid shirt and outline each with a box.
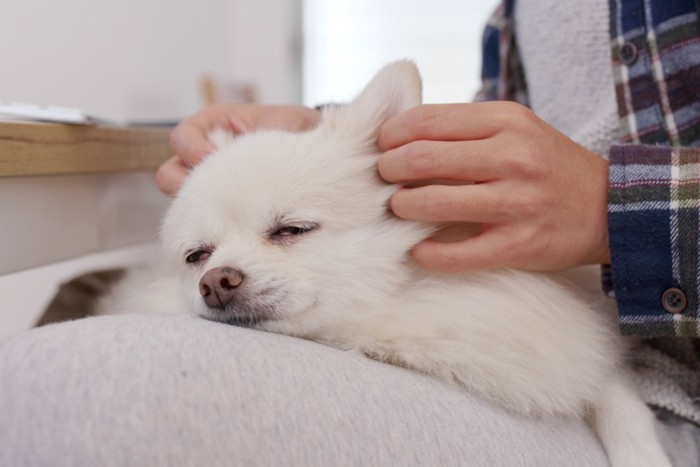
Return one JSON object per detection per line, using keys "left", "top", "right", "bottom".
{"left": 477, "top": 0, "right": 700, "bottom": 337}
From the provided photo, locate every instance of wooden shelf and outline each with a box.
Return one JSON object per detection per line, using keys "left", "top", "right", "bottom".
{"left": 0, "top": 121, "right": 172, "bottom": 177}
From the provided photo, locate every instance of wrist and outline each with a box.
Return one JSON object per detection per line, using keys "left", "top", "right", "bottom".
{"left": 586, "top": 155, "right": 611, "bottom": 265}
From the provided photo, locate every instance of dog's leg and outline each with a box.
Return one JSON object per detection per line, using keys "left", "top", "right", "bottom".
{"left": 591, "top": 374, "right": 672, "bottom": 467}
{"left": 353, "top": 336, "right": 468, "bottom": 386}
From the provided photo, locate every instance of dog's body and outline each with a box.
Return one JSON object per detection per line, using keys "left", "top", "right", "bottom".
{"left": 104, "top": 62, "right": 671, "bottom": 466}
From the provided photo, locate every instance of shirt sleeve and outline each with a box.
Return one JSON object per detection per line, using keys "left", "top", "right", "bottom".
{"left": 607, "top": 144, "right": 700, "bottom": 337}
{"left": 472, "top": 5, "right": 503, "bottom": 103}
{"left": 472, "top": 1, "right": 529, "bottom": 107}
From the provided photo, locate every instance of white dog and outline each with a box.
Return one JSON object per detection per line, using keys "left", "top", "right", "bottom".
{"left": 106, "top": 61, "right": 670, "bottom": 467}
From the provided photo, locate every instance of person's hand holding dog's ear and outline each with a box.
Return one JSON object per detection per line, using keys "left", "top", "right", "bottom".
{"left": 377, "top": 101, "right": 611, "bottom": 273}
{"left": 158, "top": 104, "right": 320, "bottom": 195}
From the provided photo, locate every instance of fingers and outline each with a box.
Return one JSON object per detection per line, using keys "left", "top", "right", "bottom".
{"left": 165, "top": 106, "right": 248, "bottom": 197}
{"left": 378, "top": 140, "right": 500, "bottom": 183}
{"left": 378, "top": 102, "right": 517, "bottom": 151}
{"left": 412, "top": 233, "right": 509, "bottom": 273}
{"left": 170, "top": 105, "right": 320, "bottom": 167}
{"left": 169, "top": 125, "right": 215, "bottom": 168}
{"left": 155, "top": 156, "right": 189, "bottom": 196}
{"left": 257, "top": 105, "right": 321, "bottom": 132}
{"left": 170, "top": 105, "right": 252, "bottom": 167}
{"left": 390, "top": 184, "right": 507, "bottom": 224}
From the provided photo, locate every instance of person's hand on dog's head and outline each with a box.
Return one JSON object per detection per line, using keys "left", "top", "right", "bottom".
{"left": 377, "top": 102, "right": 611, "bottom": 274}
{"left": 157, "top": 104, "right": 321, "bottom": 196}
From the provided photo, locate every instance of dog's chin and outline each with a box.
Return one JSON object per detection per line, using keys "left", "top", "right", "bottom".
{"left": 198, "top": 305, "right": 276, "bottom": 329}
{"left": 204, "top": 313, "right": 265, "bottom": 328}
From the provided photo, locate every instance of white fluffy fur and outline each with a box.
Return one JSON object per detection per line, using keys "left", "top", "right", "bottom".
{"left": 106, "top": 61, "right": 670, "bottom": 466}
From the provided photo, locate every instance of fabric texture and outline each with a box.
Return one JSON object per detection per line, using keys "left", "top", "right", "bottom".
{"left": 0, "top": 314, "right": 612, "bottom": 467}
{"left": 606, "top": 0, "right": 700, "bottom": 337}
{"left": 655, "top": 408, "right": 700, "bottom": 467}
{"left": 474, "top": 0, "right": 528, "bottom": 105}
{"left": 609, "top": 145, "right": 700, "bottom": 336}
{"left": 609, "top": 0, "right": 700, "bottom": 147}
{"left": 515, "top": 0, "right": 620, "bottom": 159}
{"left": 630, "top": 338, "right": 700, "bottom": 426}
{"left": 475, "top": 0, "right": 700, "bottom": 432}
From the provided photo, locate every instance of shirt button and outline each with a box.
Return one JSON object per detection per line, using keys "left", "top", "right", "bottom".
{"left": 662, "top": 288, "right": 687, "bottom": 314}
{"left": 620, "top": 42, "right": 638, "bottom": 66}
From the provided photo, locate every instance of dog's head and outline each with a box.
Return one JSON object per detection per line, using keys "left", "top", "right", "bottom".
{"left": 161, "top": 61, "right": 432, "bottom": 333}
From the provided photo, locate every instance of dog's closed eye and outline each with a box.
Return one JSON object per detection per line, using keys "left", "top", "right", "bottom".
{"left": 268, "top": 223, "right": 318, "bottom": 244}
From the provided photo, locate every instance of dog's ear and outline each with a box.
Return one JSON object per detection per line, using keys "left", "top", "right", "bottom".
{"left": 321, "top": 60, "right": 422, "bottom": 143}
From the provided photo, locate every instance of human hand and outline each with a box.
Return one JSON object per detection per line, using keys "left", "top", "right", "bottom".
{"left": 157, "top": 104, "right": 320, "bottom": 195}
{"left": 377, "top": 102, "right": 611, "bottom": 273}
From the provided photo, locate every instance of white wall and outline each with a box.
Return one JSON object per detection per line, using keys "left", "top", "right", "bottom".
{"left": 228, "top": 0, "right": 303, "bottom": 104}
{"left": 1, "top": 0, "right": 494, "bottom": 121}
{"left": 303, "top": 0, "right": 500, "bottom": 106}
{"left": 0, "top": 0, "right": 301, "bottom": 123}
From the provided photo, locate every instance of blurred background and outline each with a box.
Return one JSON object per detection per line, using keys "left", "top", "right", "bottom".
{"left": 0, "top": 0, "right": 498, "bottom": 122}
{"left": 0, "top": 0, "right": 499, "bottom": 337}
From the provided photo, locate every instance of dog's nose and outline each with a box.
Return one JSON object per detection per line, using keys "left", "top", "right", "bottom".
{"left": 199, "top": 267, "right": 244, "bottom": 309}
